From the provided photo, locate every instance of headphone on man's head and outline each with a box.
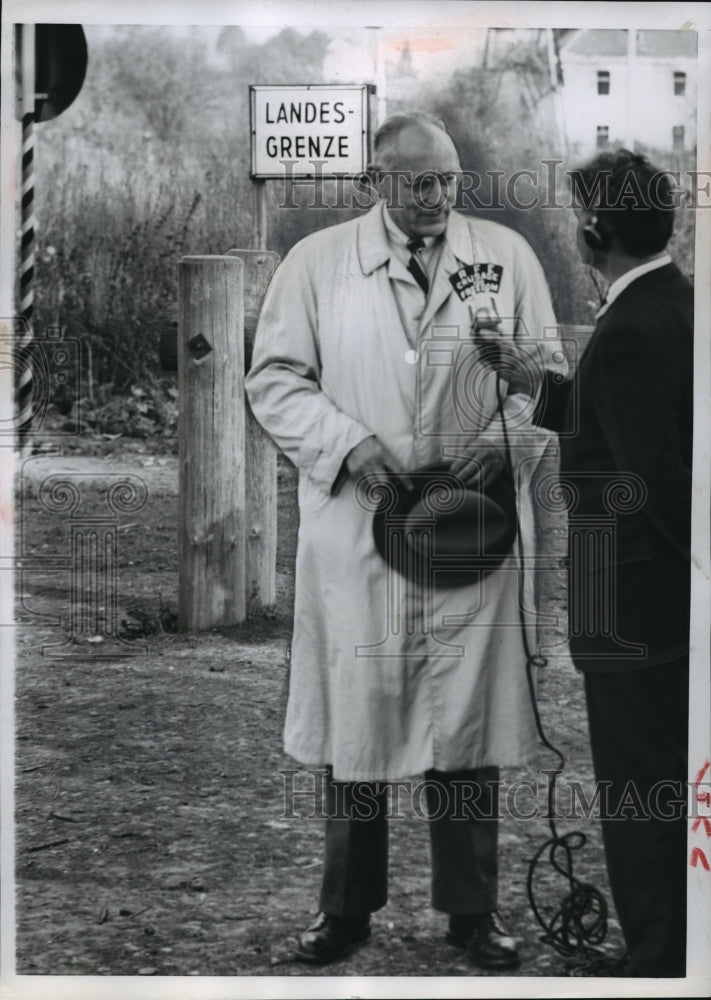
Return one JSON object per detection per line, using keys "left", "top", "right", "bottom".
{"left": 582, "top": 215, "right": 610, "bottom": 252}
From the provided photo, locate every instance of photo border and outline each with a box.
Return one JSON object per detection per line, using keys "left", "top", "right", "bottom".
{"left": 1, "top": 2, "right": 709, "bottom": 998}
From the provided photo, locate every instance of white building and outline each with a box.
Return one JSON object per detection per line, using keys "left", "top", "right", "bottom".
{"left": 559, "top": 29, "right": 697, "bottom": 157}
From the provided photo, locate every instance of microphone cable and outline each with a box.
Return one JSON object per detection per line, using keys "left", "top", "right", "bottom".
{"left": 493, "top": 360, "right": 614, "bottom": 972}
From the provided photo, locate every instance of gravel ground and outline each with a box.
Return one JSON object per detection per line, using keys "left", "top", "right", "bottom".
{"left": 12, "top": 439, "right": 625, "bottom": 990}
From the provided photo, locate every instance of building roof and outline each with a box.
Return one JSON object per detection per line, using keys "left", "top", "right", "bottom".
{"left": 637, "top": 30, "right": 697, "bottom": 57}
{"left": 563, "top": 28, "right": 697, "bottom": 59}
{"left": 564, "top": 29, "right": 627, "bottom": 57}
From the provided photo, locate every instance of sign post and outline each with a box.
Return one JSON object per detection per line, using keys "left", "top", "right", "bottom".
{"left": 251, "top": 180, "right": 267, "bottom": 251}
{"left": 248, "top": 83, "right": 372, "bottom": 249}
{"left": 174, "top": 84, "right": 373, "bottom": 627}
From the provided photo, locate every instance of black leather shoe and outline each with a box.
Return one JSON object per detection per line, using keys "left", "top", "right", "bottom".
{"left": 447, "top": 911, "right": 521, "bottom": 970}
{"left": 294, "top": 911, "right": 371, "bottom": 964}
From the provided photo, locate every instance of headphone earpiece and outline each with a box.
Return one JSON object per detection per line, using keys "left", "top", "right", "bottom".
{"left": 582, "top": 216, "right": 609, "bottom": 252}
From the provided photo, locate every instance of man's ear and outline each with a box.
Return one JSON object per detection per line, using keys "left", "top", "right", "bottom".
{"left": 582, "top": 214, "right": 612, "bottom": 253}
{"left": 364, "top": 164, "right": 382, "bottom": 194}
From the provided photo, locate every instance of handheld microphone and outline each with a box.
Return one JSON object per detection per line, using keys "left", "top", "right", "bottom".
{"left": 472, "top": 297, "right": 503, "bottom": 368}
{"left": 448, "top": 266, "right": 504, "bottom": 367}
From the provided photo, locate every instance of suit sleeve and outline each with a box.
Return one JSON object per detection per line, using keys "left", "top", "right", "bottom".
{"left": 589, "top": 320, "right": 691, "bottom": 557}
{"left": 245, "top": 243, "right": 373, "bottom": 493}
{"left": 501, "top": 230, "right": 569, "bottom": 428}
{"left": 465, "top": 242, "right": 566, "bottom": 479}
{"left": 532, "top": 370, "right": 573, "bottom": 432}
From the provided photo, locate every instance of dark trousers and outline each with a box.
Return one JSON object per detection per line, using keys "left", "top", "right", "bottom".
{"left": 583, "top": 657, "right": 689, "bottom": 977}
{"left": 318, "top": 767, "right": 499, "bottom": 916}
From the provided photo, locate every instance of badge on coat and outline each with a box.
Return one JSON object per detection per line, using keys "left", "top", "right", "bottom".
{"left": 449, "top": 263, "right": 503, "bottom": 299}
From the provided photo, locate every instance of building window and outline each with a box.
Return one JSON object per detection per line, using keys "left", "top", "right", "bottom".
{"left": 596, "top": 126, "right": 609, "bottom": 149}
{"left": 673, "top": 125, "right": 685, "bottom": 151}
{"left": 597, "top": 71, "right": 610, "bottom": 95}
{"left": 674, "top": 72, "right": 686, "bottom": 96}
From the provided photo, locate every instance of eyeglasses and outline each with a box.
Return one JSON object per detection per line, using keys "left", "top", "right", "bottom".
{"left": 378, "top": 170, "right": 461, "bottom": 199}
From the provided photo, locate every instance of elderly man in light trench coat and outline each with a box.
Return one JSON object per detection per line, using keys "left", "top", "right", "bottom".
{"left": 246, "top": 110, "right": 567, "bottom": 969}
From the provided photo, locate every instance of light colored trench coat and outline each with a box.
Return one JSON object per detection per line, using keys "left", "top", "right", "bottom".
{"left": 247, "top": 202, "right": 567, "bottom": 781}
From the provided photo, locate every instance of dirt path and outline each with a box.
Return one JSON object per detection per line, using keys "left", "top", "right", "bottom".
{"left": 13, "top": 444, "right": 625, "bottom": 980}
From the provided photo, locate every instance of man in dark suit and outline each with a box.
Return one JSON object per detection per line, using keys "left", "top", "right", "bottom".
{"left": 513, "top": 149, "right": 692, "bottom": 976}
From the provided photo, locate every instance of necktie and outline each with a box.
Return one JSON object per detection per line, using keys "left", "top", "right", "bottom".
{"left": 407, "top": 237, "right": 429, "bottom": 296}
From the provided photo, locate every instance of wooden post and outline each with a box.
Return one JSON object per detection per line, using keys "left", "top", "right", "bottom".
{"left": 178, "top": 255, "right": 246, "bottom": 630}
{"left": 227, "top": 249, "right": 280, "bottom": 610}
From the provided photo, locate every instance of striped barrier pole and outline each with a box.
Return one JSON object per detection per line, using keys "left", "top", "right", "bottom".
{"left": 16, "top": 108, "right": 36, "bottom": 452}
{"left": 15, "top": 24, "right": 36, "bottom": 454}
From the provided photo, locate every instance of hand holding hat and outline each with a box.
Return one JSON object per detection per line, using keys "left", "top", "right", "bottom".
{"left": 448, "top": 444, "right": 506, "bottom": 492}
{"left": 370, "top": 456, "right": 518, "bottom": 588}
{"left": 345, "top": 435, "right": 414, "bottom": 490}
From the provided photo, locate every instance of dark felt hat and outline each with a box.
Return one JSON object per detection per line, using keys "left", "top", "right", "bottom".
{"left": 372, "top": 462, "right": 517, "bottom": 588}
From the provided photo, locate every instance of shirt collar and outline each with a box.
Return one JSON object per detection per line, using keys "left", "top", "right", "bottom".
{"left": 382, "top": 207, "right": 437, "bottom": 250}
{"left": 596, "top": 254, "right": 672, "bottom": 319}
{"left": 357, "top": 201, "right": 475, "bottom": 275}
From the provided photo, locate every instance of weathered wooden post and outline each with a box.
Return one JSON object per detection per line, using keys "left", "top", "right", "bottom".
{"left": 178, "top": 255, "right": 246, "bottom": 630}
{"left": 227, "top": 249, "right": 280, "bottom": 609}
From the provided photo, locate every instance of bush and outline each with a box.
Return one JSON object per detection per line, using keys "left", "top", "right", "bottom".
{"left": 80, "top": 380, "right": 178, "bottom": 440}
{"left": 31, "top": 26, "right": 336, "bottom": 444}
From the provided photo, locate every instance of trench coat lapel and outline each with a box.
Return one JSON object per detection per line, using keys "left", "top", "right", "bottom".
{"left": 420, "top": 210, "right": 476, "bottom": 331}
{"left": 356, "top": 201, "right": 393, "bottom": 276}
{"left": 357, "top": 203, "right": 479, "bottom": 333}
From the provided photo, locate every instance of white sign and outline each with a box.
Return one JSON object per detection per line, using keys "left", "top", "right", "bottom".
{"left": 250, "top": 85, "right": 371, "bottom": 179}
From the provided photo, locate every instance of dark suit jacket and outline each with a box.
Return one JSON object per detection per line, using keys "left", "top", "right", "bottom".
{"left": 536, "top": 262, "right": 693, "bottom": 670}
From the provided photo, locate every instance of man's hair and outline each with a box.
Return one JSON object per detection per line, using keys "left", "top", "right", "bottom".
{"left": 371, "top": 111, "right": 449, "bottom": 169}
{"left": 569, "top": 148, "right": 675, "bottom": 256}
